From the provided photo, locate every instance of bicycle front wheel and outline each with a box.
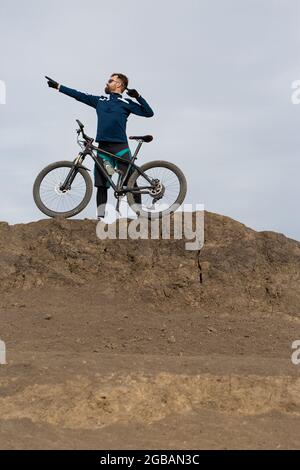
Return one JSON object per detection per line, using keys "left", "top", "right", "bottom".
{"left": 127, "top": 160, "right": 187, "bottom": 219}
{"left": 33, "top": 161, "right": 93, "bottom": 218}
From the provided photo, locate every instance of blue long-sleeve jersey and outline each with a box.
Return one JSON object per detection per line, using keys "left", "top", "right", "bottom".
{"left": 58, "top": 85, "right": 154, "bottom": 143}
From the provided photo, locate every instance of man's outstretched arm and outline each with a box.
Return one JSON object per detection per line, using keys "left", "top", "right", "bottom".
{"left": 45, "top": 76, "right": 100, "bottom": 109}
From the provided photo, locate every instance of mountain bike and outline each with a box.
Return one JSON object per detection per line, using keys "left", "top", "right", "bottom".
{"left": 33, "top": 120, "right": 187, "bottom": 219}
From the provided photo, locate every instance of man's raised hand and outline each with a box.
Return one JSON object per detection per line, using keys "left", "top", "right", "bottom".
{"left": 126, "top": 88, "right": 140, "bottom": 99}
{"left": 45, "top": 76, "right": 59, "bottom": 90}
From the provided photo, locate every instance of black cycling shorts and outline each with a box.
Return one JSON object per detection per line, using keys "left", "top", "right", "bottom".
{"left": 94, "top": 141, "right": 133, "bottom": 188}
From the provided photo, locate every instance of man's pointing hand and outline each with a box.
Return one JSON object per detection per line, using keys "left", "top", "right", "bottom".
{"left": 45, "top": 76, "right": 60, "bottom": 90}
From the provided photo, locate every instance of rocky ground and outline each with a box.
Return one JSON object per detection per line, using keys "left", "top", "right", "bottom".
{"left": 0, "top": 211, "right": 300, "bottom": 449}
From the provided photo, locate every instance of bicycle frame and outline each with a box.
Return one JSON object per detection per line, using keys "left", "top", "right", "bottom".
{"left": 64, "top": 139, "right": 156, "bottom": 197}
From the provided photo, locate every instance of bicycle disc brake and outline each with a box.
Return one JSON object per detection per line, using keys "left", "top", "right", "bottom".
{"left": 148, "top": 180, "right": 165, "bottom": 209}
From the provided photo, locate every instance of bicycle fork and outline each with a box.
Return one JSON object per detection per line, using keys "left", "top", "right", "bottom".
{"left": 59, "top": 153, "right": 90, "bottom": 192}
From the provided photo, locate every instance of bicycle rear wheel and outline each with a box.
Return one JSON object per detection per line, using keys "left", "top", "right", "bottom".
{"left": 33, "top": 161, "right": 93, "bottom": 218}
{"left": 127, "top": 160, "right": 187, "bottom": 219}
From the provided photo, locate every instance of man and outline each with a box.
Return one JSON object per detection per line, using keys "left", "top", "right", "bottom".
{"left": 46, "top": 73, "right": 154, "bottom": 219}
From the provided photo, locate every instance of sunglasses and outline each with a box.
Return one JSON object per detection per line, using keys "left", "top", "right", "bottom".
{"left": 108, "top": 79, "right": 118, "bottom": 84}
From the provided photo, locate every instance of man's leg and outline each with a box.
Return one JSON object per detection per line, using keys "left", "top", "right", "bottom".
{"left": 117, "top": 160, "right": 142, "bottom": 205}
{"left": 131, "top": 182, "right": 142, "bottom": 206}
{"left": 94, "top": 146, "right": 111, "bottom": 219}
{"left": 95, "top": 142, "right": 142, "bottom": 219}
{"left": 96, "top": 186, "right": 108, "bottom": 219}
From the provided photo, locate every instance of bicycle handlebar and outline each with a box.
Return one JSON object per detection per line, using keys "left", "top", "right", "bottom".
{"left": 75, "top": 119, "right": 94, "bottom": 143}
{"left": 76, "top": 119, "right": 84, "bottom": 129}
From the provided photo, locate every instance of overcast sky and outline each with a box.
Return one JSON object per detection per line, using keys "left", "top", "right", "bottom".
{"left": 1, "top": 0, "right": 300, "bottom": 240}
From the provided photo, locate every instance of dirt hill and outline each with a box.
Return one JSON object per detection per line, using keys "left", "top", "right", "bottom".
{"left": 0, "top": 211, "right": 300, "bottom": 449}
{"left": 1, "top": 211, "right": 299, "bottom": 313}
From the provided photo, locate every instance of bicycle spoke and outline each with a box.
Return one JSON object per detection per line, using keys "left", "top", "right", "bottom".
{"left": 134, "top": 165, "right": 181, "bottom": 215}
{"left": 39, "top": 166, "right": 87, "bottom": 214}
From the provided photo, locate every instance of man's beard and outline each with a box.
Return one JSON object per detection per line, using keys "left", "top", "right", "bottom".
{"left": 104, "top": 85, "right": 110, "bottom": 94}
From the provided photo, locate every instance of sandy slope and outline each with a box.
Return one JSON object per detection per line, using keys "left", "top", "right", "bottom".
{"left": 0, "top": 212, "right": 300, "bottom": 449}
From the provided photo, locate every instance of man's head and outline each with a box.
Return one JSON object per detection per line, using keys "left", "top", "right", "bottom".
{"left": 105, "top": 73, "right": 128, "bottom": 95}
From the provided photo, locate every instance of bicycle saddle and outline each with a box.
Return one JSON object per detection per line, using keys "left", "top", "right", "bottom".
{"left": 129, "top": 135, "right": 153, "bottom": 143}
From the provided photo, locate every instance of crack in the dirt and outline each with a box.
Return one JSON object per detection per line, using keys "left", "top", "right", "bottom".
{"left": 197, "top": 249, "right": 203, "bottom": 284}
